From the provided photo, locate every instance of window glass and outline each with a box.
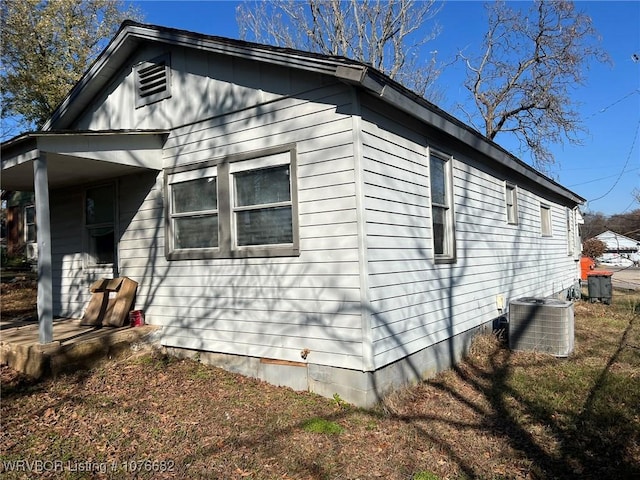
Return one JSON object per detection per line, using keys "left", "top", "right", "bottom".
{"left": 173, "top": 178, "right": 217, "bottom": 213}
{"left": 88, "top": 226, "right": 115, "bottom": 264}
{"left": 432, "top": 206, "right": 445, "bottom": 255}
{"left": 86, "top": 185, "right": 114, "bottom": 224}
{"left": 175, "top": 216, "right": 218, "bottom": 249}
{"left": 236, "top": 206, "right": 293, "bottom": 246}
{"left": 86, "top": 185, "right": 115, "bottom": 265}
{"left": 234, "top": 165, "right": 293, "bottom": 247}
{"left": 235, "top": 166, "right": 290, "bottom": 206}
{"left": 430, "top": 157, "right": 446, "bottom": 205}
{"left": 170, "top": 176, "right": 218, "bottom": 249}
{"left": 26, "top": 224, "right": 37, "bottom": 243}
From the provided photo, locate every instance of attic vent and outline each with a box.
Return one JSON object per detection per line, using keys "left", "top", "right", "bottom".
{"left": 135, "top": 54, "right": 171, "bottom": 108}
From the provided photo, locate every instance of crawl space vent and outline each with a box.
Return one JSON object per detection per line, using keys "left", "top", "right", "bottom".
{"left": 135, "top": 54, "right": 171, "bottom": 107}
{"left": 508, "top": 297, "right": 574, "bottom": 357}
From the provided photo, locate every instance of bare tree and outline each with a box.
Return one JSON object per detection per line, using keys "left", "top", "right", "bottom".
{"left": 459, "top": 1, "right": 609, "bottom": 172}
{"left": 236, "top": 0, "right": 444, "bottom": 99}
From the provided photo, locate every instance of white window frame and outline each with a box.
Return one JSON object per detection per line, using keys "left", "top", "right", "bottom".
{"left": 505, "top": 183, "right": 518, "bottom": 225}
{"left": 429, "top": 148, "right": 456, "bottom": 263}
{"left": 24, "top": 204, "right": 36, "bottom": 243}
{"left": 167, "top": 166, "right": 219, "bottom": 255}
{"left": 567, "top": 207, "right": 579, "bottom": 256}
{"left": 230, "top": 152, "right": 295, "bottom": 252}
{"left": 540, "top": 203, "right": 552, "bottom": 237}
{"left": 165, "top": 145, "right": 299, "bottom": 260}
{"left": 84, "top": 183, "right": 117, "bottom": 268}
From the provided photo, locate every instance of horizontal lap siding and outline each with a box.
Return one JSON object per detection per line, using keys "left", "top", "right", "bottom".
{"left": 118, "top": 82, "right": 364, "bottom": 371}
{"left": 50, "top": 189, "right": 89, "bottom": 318}
{"left": 49, "top": 173, "right": 165, "bottom": 319}
{"left": 359, "top": 99, "right": 578, "bottom": 369}
{"left": 75, "top": 46, "right": 328, "bottom": 131}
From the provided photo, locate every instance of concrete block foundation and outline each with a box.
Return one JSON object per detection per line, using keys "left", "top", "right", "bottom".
{"left": 164, "top": 319, "right": 494, "bottom": 407}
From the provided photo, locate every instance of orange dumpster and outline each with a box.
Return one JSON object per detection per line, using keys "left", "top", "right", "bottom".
{"left": 580, "top": 257, "right": 595, "bottom": 281}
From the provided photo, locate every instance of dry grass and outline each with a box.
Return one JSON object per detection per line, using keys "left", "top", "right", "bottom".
{"left": 0, "top": 277, "right": 37, "bottom": 321}
{"left": 1, "top": 285, "right": 639, "bottom": 479}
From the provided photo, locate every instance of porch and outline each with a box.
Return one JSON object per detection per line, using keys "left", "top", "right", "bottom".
{"left": 1, "top": 316, "right": 158, "bottom": 378}
{"left": 1, "top": 129, "right": 167, "bottom": 346}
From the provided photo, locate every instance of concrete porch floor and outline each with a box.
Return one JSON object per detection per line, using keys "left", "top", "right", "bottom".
{"left": 0, "top": 318, "right": 158, "bottom": 378}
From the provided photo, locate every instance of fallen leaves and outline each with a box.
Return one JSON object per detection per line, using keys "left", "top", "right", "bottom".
{"left": 2, "top": 287, "right": 640, "bottom": 479}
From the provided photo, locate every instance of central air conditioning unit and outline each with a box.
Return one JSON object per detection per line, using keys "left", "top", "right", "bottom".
{"left": 508, "top": 297, "right": 574, "bottom": 357}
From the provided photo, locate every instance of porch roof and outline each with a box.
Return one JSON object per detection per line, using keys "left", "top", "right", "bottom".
{"left": 1, "top": 129, "right": 168, "bottom": 191}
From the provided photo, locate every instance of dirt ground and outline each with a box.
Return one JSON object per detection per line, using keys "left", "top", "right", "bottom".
{"left": 611, "top": 267, "right": 640, "bottom": 290}
{"left": 604, "top": 266, "right": 640, "bottom": 290}
{"left": 1, "top": 280, "right": 639, "bottom": 479}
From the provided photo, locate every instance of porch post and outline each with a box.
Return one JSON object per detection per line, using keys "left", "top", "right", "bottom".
{"left": 33, "top": 154, "right": 53, "bottom": 344}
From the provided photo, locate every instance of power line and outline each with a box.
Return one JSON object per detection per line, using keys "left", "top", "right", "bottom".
{"left": 621, "top": 197, "right": 638, "bottom": 214}
{"left": 586, "top": 89, "right": 640, "bottom": 119}
{"left": 588, "top": 118, "right": 640, "bottom": 204}
{"left": 568, "top": 167, "right": 640, "bottom": 187}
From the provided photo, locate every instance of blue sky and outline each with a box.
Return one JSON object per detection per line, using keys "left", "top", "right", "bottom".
{"left": 131, "top": 0, "right": 639, "bottom": 216}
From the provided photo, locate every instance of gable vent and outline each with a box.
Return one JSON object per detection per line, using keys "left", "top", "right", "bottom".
{"left": 135, "top": 53, "right": 171, "bottom": 108}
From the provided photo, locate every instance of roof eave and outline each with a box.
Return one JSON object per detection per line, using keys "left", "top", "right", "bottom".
{"left": 41, "top": 22, "right": 584, "bottom": 206}
{"left": 337, "top": 68, "right": 585, "bottom": 205}
{"left": 43, "top": 22, "right": 361, "bottom": 132}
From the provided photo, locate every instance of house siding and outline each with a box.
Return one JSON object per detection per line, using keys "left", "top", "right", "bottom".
{"left": 73, "top": 44, "right": 330, "bottom": 132}
{"left": 357, "top": 96, "right": 578, "bottom": 369}
{"left": 50, "top": 188, "right": 87, "bottom": 317}
{"left": 63, "top": 48, "right": 368, "bottom": 371}
{"left": 33, "top": 31, "right": 583, "bottom": 406}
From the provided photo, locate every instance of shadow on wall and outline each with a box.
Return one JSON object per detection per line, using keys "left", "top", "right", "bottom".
{"left": 32, "top": 43, "right": 598, "bottom": 477}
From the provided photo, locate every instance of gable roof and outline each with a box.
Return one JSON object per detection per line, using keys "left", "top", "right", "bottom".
{"left": 26, "top": 21, "right": 584, "bottom": 205}
{"left": 596, "top": 230, "right": 640, "bottom": 250}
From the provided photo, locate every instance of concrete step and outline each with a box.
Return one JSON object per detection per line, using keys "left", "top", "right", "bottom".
{"left": 1, "top": 318, "right": 159, "bottom": 378}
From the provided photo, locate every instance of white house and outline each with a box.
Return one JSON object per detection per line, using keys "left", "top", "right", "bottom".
{"left": 595, "top": 230, "right": 640, "bottom": 266}
{"left": 0, "top": 22, "right": 585, "bottom": 406}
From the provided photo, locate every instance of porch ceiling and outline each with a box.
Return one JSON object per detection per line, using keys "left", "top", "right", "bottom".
{"left": 1, "top": 130, "right": 168, "bottom": 191}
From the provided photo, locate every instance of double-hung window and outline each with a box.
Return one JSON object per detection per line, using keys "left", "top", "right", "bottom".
{"left": 567, "top": 207, "right": 576, "bottom": 256}
{"left": 169, "top": 167, "right": 218, "bottom": 251}
{"left": 505, "top": 183, "right": 518, "bottom": 224}
{"left": 166, "top": 146, "right": 298, "bottom": 260}
{"left": 540, "top": 204, "right": 552, "bottom": 236}
{"left": 429, "top": 149, "right": 456, "bottom": 262}
{"left": 24, "top": 205, "right": 36, "bottom": 243}
{"left": 231, "top": 157, "right": 293, "bottom": 248}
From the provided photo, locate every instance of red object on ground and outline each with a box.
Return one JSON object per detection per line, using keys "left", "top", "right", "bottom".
{"left": 580, "top": 257, "right": 595, "bottom": 281}
{"left": 129, "top": 310, "right": 145, "bottom": 327}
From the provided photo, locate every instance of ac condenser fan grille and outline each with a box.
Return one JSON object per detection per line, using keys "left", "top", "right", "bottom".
{"left": 508, "top": 298, "right": 574, "bottom": 357}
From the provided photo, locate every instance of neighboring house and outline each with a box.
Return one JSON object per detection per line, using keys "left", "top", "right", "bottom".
{"left": 1, "top": 191, "right": 37, "bottom": 260}
{"left": 595, "top": 230, "right": 640, "bottom": 266}
{"left": 0, "top": 22, "right": 585, "bottom": 406}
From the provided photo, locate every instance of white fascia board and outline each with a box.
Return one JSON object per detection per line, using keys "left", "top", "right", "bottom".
{"left": 126, "top": 25, "right": 348, "bottom": 76}
{"left": 42, "top": 29, "right": 138, "bottom": 131}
